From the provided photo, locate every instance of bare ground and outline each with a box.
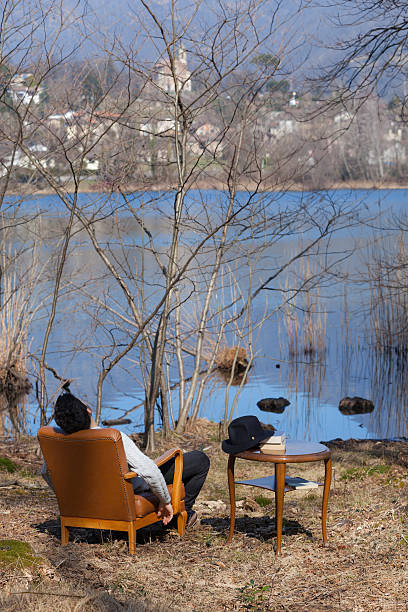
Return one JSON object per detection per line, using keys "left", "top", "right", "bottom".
{"left": 0, "top": 420, "right": 407, "bottom": 611}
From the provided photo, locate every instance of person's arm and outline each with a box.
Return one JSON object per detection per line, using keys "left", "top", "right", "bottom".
{"left": 120, "top": 432, "right": 171, "bottom": 505}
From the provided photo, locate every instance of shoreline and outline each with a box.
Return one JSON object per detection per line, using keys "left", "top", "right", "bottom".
{"left": 8, "top": 178, "right": 408, "bottom": 198}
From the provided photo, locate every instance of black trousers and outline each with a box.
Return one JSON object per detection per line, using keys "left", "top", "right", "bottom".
{"left": 159, "top": 450, "right": 210, "bottom": 512}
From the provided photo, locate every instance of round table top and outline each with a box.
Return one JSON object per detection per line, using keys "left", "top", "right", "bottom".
{"left": 234, "top": 440, "right": 331, "bottom": 463}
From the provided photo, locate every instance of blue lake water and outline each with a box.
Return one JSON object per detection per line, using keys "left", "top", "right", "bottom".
{"left": 6, "top": 187, "right": 408, "bottom": 441}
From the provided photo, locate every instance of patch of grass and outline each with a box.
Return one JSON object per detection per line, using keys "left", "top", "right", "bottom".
{"left": 341, "top": 464, "right": 390, "bottom": 481}
{"left": 303, "top": 492, "right": 318, "bottom": 503}
{"left": 254, "top": 495, "right": 272, "bottom": 508}
{"left": 0, "top": 457, "right": 18, "bottom": 473}
{"left": 238, "top": 579, "right": 271, "bottom": 610}
{"left": 0, "top": 540, "right": 42, "bottom": 568}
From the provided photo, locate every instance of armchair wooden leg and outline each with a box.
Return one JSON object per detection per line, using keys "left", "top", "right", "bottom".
{"left": 177, "top": 511, "right": 187, "bottom": 537}
{"left": 60, "top": 519, "right": 69, "bottom": 546}
{"left": 128, "top": 522, "right": 136, "bottom": 555}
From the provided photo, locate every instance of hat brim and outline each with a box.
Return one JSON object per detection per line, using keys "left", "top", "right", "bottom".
{"left": 221, "top": 428, "right": 270, "bottom": 454}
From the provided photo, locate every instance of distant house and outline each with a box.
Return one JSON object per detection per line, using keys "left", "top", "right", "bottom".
{"left": 139, "top": 121, "right": 154, "bottom": 136}
{"left": 91, "top": 112, "right": 121, "bottom": 139}
{"left": 156, "top": 117, "right": 176, "bottom": 134}
{"left": 3, "top": 143, "right": 50, "bottom": 171}
{"left": 46, "top": 111, "right": 80, "bottom": 139}
{"left": 154, "top": 46, "right": 192, "bottom": 94}
{"left": 192, "top": 122, "right": 224, "bottom": 154}
{"left": 385, "top": 123, "right": 403, "bottom": 142}
{"left": 268, "top": 113, "right": 295, "bottom": 139}
{"left": 47, "top": 111, "right": 75, "bottom": 129}
{"left": 7, "top": 73, "right": 44, "bottom": 106}
{"left": 195, "top": 123, "right": 219, "bottom": 140}
{"left": 84, "top": 156, "right": 100, "bottom": 171}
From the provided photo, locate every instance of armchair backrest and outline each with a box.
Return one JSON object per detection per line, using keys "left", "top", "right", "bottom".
{"left": 37, "top": 426, "right": 136, "bottom": 522}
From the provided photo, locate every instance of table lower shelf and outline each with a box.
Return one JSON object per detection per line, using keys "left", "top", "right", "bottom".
{"left": 235, "top": 476, "right": 322, "bottom": 492}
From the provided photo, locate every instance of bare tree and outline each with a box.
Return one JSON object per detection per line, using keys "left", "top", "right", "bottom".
{"left": 0, "top": 0, "right": 355, "bottom": 446}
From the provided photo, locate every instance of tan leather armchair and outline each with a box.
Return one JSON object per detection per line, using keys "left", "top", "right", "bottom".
{"left": 37, "top": 426, "right": 187, "bottom": 554}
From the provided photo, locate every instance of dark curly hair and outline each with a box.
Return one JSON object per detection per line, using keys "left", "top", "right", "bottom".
{"left": 54, "top": 392, "right": 91, "bottom": 434}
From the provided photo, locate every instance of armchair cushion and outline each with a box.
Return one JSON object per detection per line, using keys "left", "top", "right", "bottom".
{"left": 133, "top": 484, "right": 185, "bottom": 517}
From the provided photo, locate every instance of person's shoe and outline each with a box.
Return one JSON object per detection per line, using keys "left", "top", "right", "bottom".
{"left": 186, "top": 510, "right": 198, "bottom": 529}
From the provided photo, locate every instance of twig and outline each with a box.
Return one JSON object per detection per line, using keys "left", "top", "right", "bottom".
{"left": 0, "top": 480, "right": 48, "bottom": 490}
{"left": 10, "top": 591, "right": 85, "bottom": 598}
{"left": 0, "top": 480, "right": 18, "bottom": 487}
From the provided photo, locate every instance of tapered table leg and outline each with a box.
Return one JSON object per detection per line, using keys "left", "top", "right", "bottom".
{"left": 274, "top": 462, "right": 286, "bottom": 555}
{"left": 322, "top": 456, "right": 332, "bottom": 544}
{"left": 227, "top": 455, "right": 236, "bottom": 544}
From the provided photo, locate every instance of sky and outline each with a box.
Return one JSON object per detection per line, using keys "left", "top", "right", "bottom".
{"left": 8, "top": 0, "right": 402, "bottom": 97}
{"left": 39, "top": 0, "right": 343, "bottom": 69}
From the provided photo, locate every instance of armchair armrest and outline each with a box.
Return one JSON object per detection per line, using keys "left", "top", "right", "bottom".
{"left": 155, "top": 447, "right": 182, "bottom": 467}
{"left": 155, "top": 448, "right": 183, "bottom": 513}
{"left": 124, "top": 472, "right": 139, "bottom": 480}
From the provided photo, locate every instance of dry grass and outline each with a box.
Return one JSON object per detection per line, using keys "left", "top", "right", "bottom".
{"left": 0, "top": 421, "right": 407, "bottom": 611}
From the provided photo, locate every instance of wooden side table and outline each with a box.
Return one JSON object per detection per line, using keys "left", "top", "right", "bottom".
{"left": 226, "top": 440, "right": 332, "bottom": 554}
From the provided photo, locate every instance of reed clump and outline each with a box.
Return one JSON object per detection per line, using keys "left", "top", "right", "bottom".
{"left": 368, "top": 233, "right": 408, "bottom": 355}
{"left": 214, "top": 346, "right": 249, "bottom": 373}
{"left": 279, "top": 257, "right": 327, "bottom": 358}
{"left": 0, "top": 364, "right": 31, "bottom": 413}
{"left": 0, "top": 245, "right": 34, "bottom": 434}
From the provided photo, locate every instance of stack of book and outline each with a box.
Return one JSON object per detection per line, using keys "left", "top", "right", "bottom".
{"left": 259, "top": 431, "right": 286, "bottom": 454}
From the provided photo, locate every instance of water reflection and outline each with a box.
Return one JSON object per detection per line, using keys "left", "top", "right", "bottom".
{"left": 337, "top": 340, "right": 408, "bottom": 438}
{"left": 367, "top": 350, "right": 408, "bottom": 438}
{"left": 286, "top": 355, "right": 326, "bottom": 406}
{"left": 211, "top": 367, "right": 250, "bottom": 387}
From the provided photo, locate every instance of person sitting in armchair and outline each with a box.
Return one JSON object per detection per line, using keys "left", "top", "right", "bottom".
{"left": 41, "top": 391, "right": 210, "bottom": 529}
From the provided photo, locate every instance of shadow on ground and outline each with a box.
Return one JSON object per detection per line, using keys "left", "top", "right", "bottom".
{"left": 32, "top": 518, "right": 169, "bottom": 547}
{"left": 201, "top": 515, "right": 312, "bottom": 541}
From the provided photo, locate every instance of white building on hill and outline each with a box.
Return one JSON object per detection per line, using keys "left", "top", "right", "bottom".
{"left": 154, "top": 46, "right": 191, "bottom": 94}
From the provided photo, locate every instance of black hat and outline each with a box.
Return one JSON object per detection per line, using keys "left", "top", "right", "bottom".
{"left": 222, "top": 415, "right": 270, "bottom": 454}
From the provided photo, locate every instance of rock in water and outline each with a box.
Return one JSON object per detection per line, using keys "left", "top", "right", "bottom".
{"left": 257, "top": 397, "right": 290, "bottom": 413}
{"left": 339, "top": 396, "right": 374, "bottom": 415}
